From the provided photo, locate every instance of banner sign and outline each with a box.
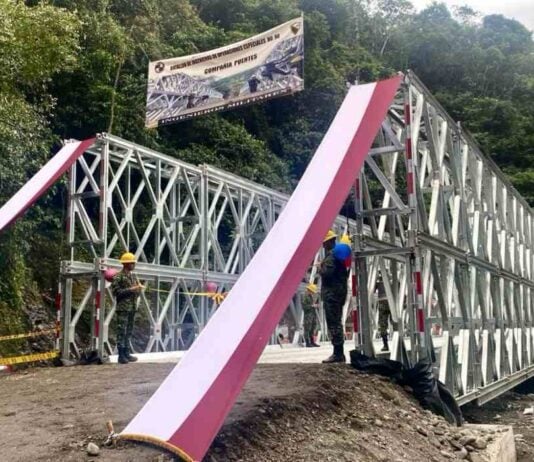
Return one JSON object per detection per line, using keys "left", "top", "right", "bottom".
{"left": 145, "top": 17, "right": 304, "bottom": 128}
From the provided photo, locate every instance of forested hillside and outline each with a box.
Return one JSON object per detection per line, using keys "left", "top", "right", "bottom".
{"left": 1, "top": 0, "right": 533, "bottom": 342}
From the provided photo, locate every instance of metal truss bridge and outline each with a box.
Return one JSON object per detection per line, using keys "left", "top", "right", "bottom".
{"left": 59, "top": 71, "right": 534, "bottom": 406}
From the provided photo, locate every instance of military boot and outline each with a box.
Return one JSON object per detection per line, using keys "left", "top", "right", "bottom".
{"left": 118, "top": 347, "right": 129, "bottom": 364}
{"left": 381, "top": 335, "right": 389, "bottom": 352}
{"left": 322, "top": 344, "right": 345, "bottom": 363}
{"left": 125, "top": 346, "right": 138, "bottom": 362}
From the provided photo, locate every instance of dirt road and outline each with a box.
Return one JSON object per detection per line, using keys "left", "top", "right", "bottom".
{"left": 0, "top": 363, "right": 498, "bottom": 461}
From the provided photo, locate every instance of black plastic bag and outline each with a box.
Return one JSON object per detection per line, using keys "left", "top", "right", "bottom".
{"left": 78, "top": 349, "right": 103, "bottom": 365}
{"left": 350, "top": 350, "right": 463, "bottom": 426}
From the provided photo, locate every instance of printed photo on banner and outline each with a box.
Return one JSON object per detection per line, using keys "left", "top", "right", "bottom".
{"left": 145, "top": 17, "right": 304, "bottom": 128}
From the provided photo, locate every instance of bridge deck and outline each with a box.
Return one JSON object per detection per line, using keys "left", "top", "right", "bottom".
{"left": 110, "top": 337, "right": 534, "bottom": 408}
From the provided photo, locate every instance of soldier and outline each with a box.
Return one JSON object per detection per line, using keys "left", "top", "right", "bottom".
{"left": 111, "top": 252, "right": 143, "bottom": 364}
{"left": 302, "top": 283, "right": 320, "bottom": 348}
{"left": 318, "top": 230, "right": 349, "bottom": 363}
{"left": 377, "top": 276, "right": 391, "bottom": 352}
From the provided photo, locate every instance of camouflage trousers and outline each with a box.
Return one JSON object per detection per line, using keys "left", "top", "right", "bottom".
{"left": 323, "top": 294, "right": 345, "bottom": 347}
{"left": 378, "top": 301, "right": 391, "bottom": 337}
{"left": 116, "top": 310, "right": 136, "bottom": 349}
{"left": 303, "top": 308, "right": 318, "bottom": 344}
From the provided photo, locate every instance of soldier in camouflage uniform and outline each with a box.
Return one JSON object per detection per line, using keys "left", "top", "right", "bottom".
{"left": 318, "top": 230, "right": 349, "bottom": 363}
{"left": 376, "top": 277, "right": 391, "bottom": 352}
{"left": 302, "top": 283, "right": 320, "bottom": 347}
{"left": 111, "top": 252, "right": 143, "bottom": 364}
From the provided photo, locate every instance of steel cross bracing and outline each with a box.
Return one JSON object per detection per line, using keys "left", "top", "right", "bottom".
{"left": 59, "top": 71, "right": 534, "bottom": 405}
{"left": 58, "top": 133, "right": 357, "bottom": 360}
{"left": 351, "top": 71, "right": 534, "bottom": 406}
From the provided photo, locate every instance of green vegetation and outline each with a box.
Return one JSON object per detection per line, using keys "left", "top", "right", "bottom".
{"left": 0, "top": 0, "right": 533, "bottom": 345}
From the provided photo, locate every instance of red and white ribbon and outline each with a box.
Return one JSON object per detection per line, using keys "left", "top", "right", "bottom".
{"left": 121, "top": 77, "right": 402, "bottom": 461}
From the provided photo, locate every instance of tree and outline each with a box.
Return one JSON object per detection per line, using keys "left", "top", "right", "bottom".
{"left": 2, "top": 0, "right": 534, "bottom": 351}
{"left": 0, "top": 0, "right": 80, "bottom": 343}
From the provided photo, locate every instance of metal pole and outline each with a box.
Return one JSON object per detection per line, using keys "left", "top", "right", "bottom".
{"left": 97, "top": 140, "right": 109, "bottom": 357}
{"left": 200, "top": 165, "right": 209, "bottom": 330}
{"left": 353, "top": 173, "right": 373, "bottom": 355}
{"left": 403, "top": 77, "right": 427, "bottom": 361}
{"left": 61, "top": 276, "right": 73, "bottom": 358}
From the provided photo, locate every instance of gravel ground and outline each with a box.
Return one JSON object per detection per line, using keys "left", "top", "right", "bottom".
{"left": 0, "top": 362, "right": 502, "bottom": 461}
{"left": 463, "top": 379, "right": 534, "bottom": 462}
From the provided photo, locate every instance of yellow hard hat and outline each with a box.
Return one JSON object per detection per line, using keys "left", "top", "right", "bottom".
{"left": 119, "top": 252, "right": 136, "bottom": 264}
{"left": 323, "top": 230, "right": 337, "bottom": 242}
{"left": 306, "top": 283, "right": 318, "bottom": 294}
{"left": 340, "top": 234, "right": 352, "bottom": 245}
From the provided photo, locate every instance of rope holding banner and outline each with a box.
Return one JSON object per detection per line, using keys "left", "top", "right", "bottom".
{"left": 143, "top": 287, "right": 227, "bottom": 304}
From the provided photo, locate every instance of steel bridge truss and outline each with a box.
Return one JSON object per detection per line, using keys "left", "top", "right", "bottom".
{"left": 60, "top": 71, "right": 534, "bottom": 405}
{"left": 59, "top": 134, "right": 352, "bottom": 360}
{"left": 351, "top": 71, "right": 534, "bottom": 405}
